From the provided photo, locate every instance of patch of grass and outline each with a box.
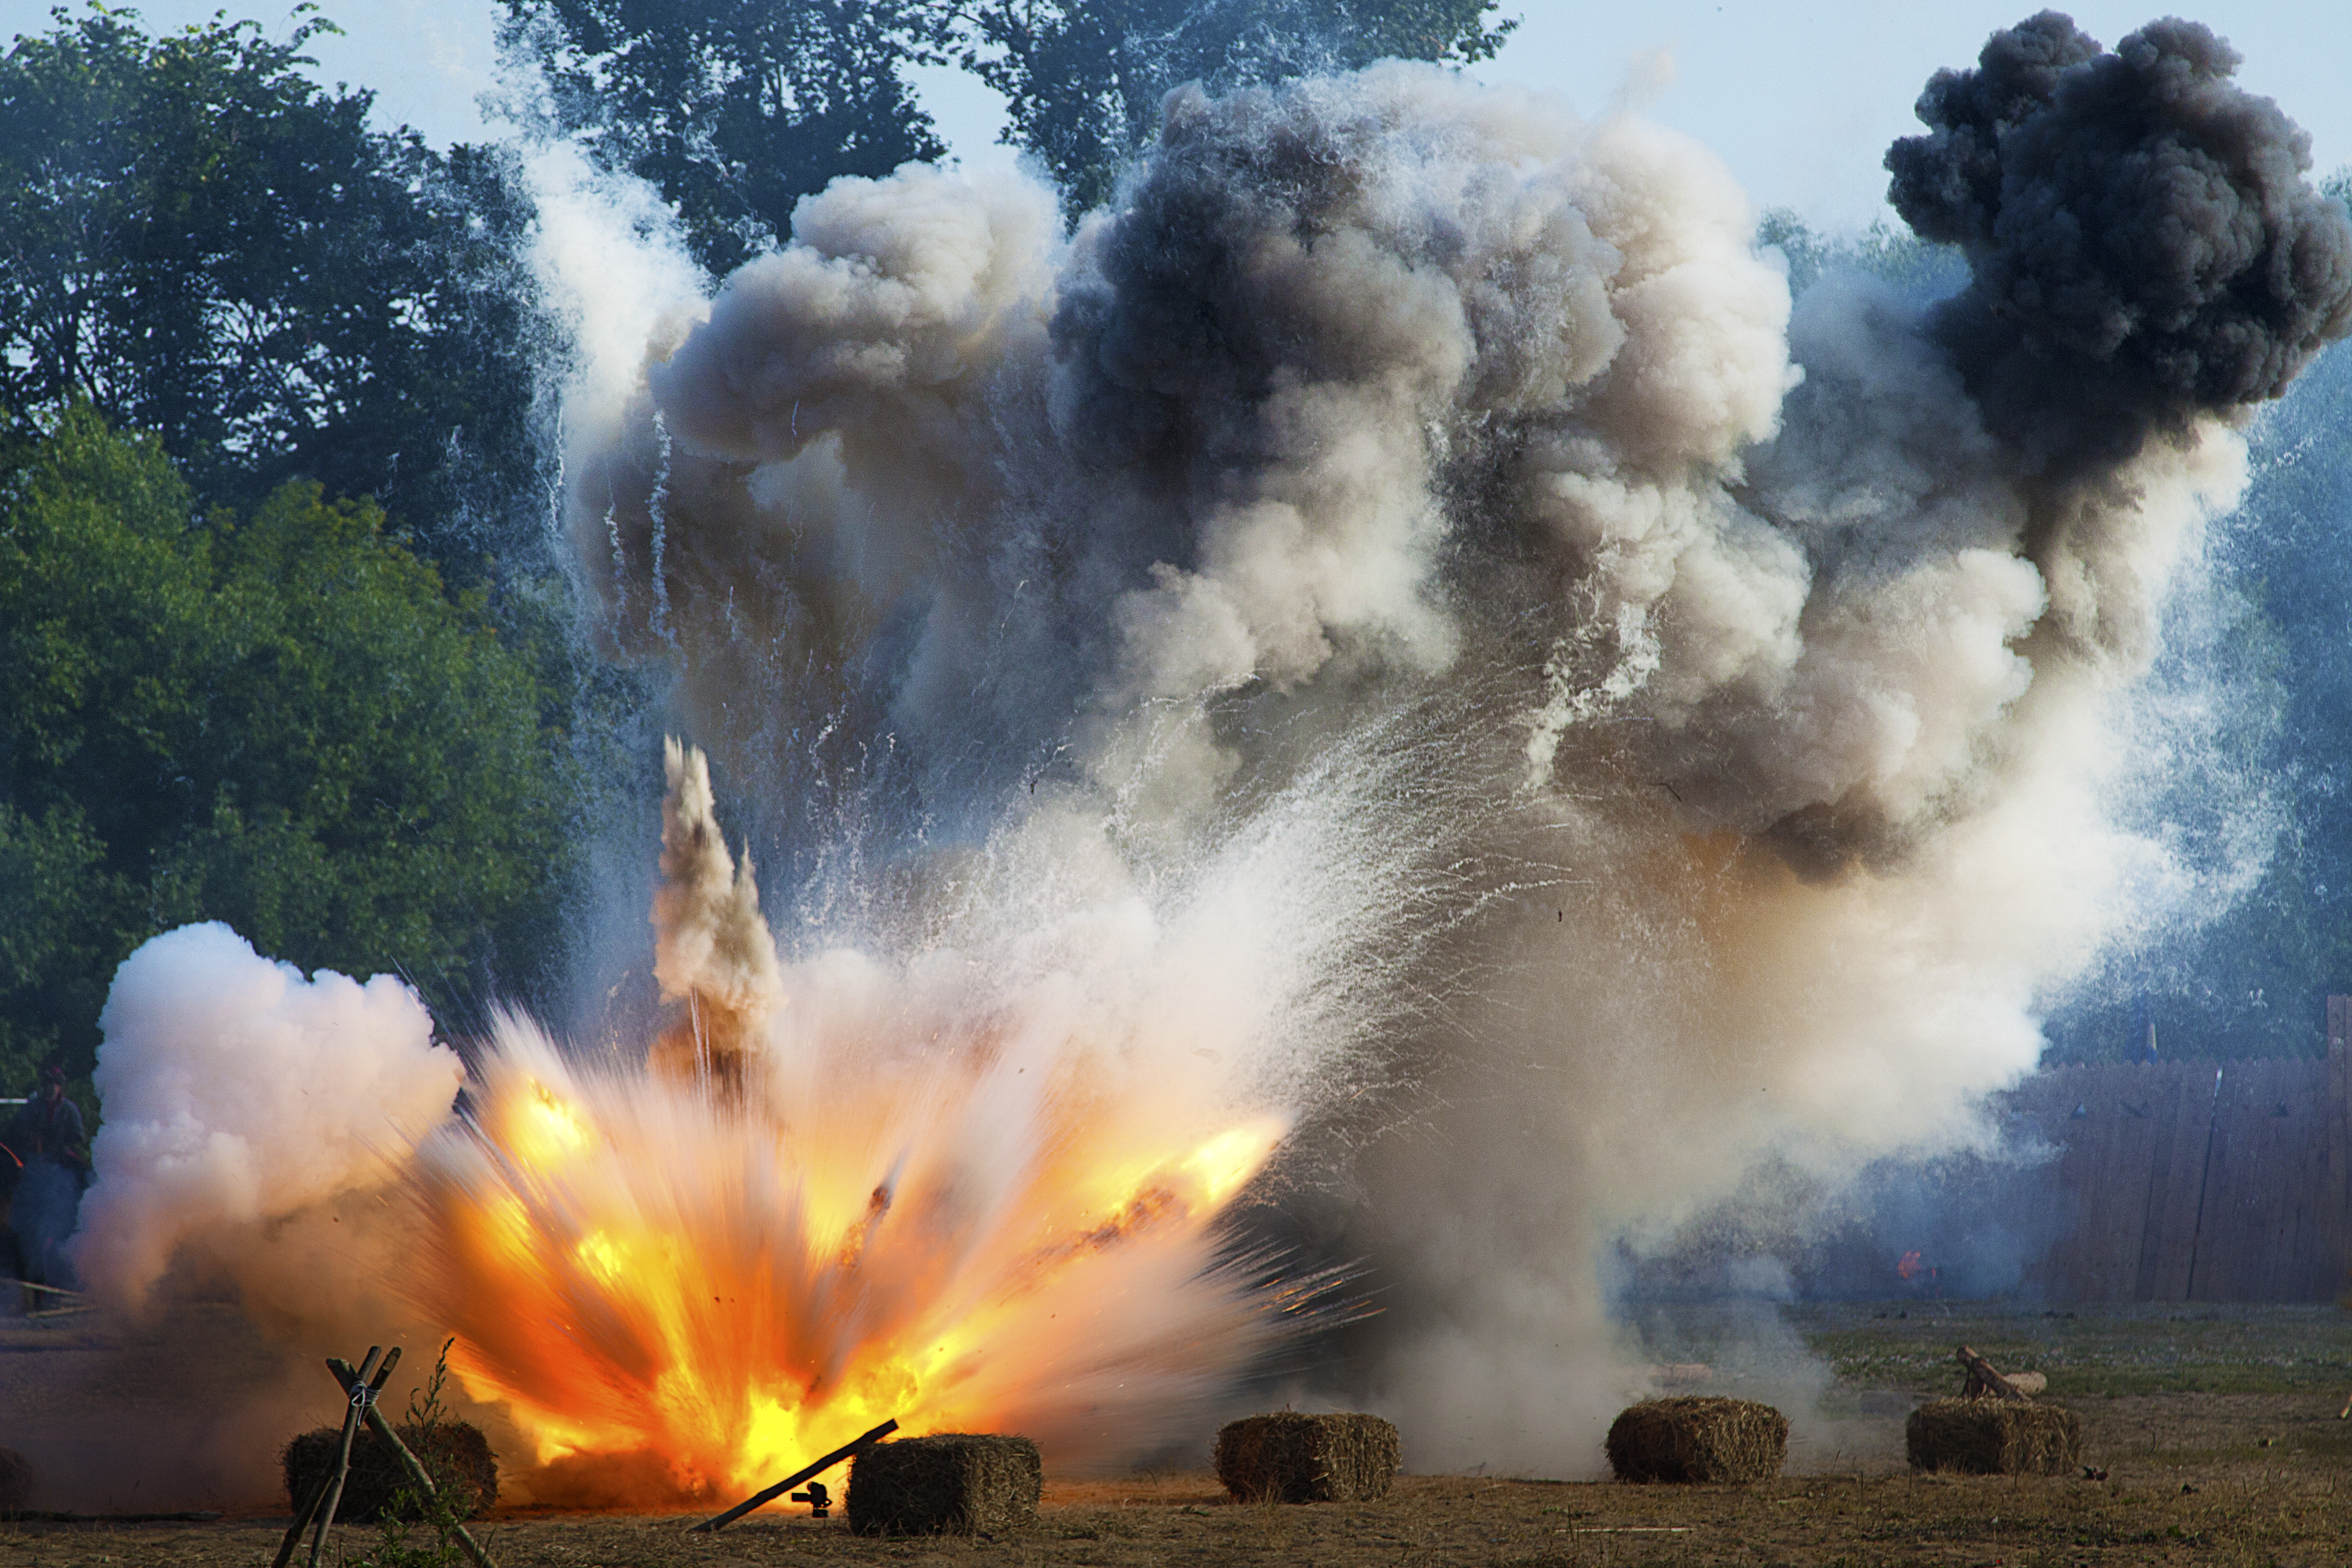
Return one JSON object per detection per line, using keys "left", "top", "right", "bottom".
{"left": 1789, "top": 1302, "right": 2352, "bottom": 1396}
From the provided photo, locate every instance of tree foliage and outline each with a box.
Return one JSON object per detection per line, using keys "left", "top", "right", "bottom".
{"left": 497, "top": 0, "right": 947, "bottom": 276}
{"left": 0, "top": 407, "right": 580, "bottom": 1088}
{"left": 0, "top": 5, "right": 549, "bottom": 559}
{"left": 950, "top": 0, "right": 1516, "bottom": 218}
{"left": 496, "top": 0, "right": 1517, "bottom": 267}
{"left": 1755, "top": 208, "right": 1964, "bottom": 298}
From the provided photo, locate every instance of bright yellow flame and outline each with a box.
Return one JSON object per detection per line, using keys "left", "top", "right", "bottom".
{"left": 1181, "top": 1119, "right": 1287, "bottom": 1208}
{"left": 503, "top": 1078, "right": 591, "bottom": 1165}
{"left": 413, "top": 1031, "right": 1294, "bottom": 1501}
{"left": 574, "top": 1230, "right": 627, "bottom": 1284}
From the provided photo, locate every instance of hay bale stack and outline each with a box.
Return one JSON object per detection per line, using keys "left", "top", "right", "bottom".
{"left": 1605, "top": 1397, "right": 1787, "bottom": 1484}
{"left": 846, "top": 1434, "right": 1041, "bottom": 1536}
{"left": 0, "top": 1446, "right": 32, "bottom": 1511}
{"left": 281, "top": 1423, "right": 499, "bottom": 1521}
{"left": 1213, "top": 1413, "right": 1400, "bottom": 1503}
{"left": 1906, "top": 1398, "right": 2081, "bottom": 1474}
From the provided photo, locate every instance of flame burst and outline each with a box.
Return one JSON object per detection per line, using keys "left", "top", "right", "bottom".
{"left": 411, "top": 745, "right": 1299, "bottom": 1496}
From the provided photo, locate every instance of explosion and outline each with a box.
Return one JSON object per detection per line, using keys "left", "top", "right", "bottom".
{"left": 63, "top": 10, "right": 2352, "bottom": 1496}
{"left": 413, "top": 743, "right": 1300, "bottom": 1493}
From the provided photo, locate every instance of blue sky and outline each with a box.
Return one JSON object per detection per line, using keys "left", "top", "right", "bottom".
{"left": 7, "top": 0, "right": 2347, "bottom": 233}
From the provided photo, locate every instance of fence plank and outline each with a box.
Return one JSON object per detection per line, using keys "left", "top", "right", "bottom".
{"left": 2132, "top": 1067, "right": 2188, "bottom": 1301}
{"left": 2180, "top": 1059, "right": 2330, "bottom": 1300}
{"left": 1985, "top": 1053, "right": 2340, "bottom": 1303}
{"left": 2331, "top": 1006, "right": 2351, "bottom": 1300}
{"left": 2145, "top": 1065, "right": 2220, "bottom": 1302}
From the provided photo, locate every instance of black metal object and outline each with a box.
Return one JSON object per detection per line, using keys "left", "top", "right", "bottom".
{"left": 788, "top": 1480, "right": 830, "bottom": 1517}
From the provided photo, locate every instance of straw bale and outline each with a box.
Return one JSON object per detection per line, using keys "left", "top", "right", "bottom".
{"left": 0, "top": 1446, "right": 31, "bottom": 1511}
{"left": 1605, "top": 1397, "right": 1787, "bottom": 1484}
{"left": 1906, "top": 1398, "right": 2081, "bottom": 1474}
{"left": 1213, "top": 1412, "right": 1400, "bottom": 1503}
{"left": 846, "top": 1434, "right": 1041, "bottom": 1535}
{"left": 281, "top": 1422, "right": 499, "bottom": 1520}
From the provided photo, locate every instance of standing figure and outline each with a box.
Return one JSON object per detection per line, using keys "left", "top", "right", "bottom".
{"left": 7, "top": 1065, "right": 88, "bottom": 1300}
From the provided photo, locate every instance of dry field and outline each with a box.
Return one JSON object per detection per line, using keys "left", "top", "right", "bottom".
{"left": 3, "top": 1302, "right": 2350, "bottom": 1567}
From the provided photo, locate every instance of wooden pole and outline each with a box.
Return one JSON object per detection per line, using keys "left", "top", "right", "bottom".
{"left": 308, "top": 1347, "right": 390, "bottom": 1567}
{"left": 272, "top": 1347, "right": 398, "bottom": 1568}
{"left": 1956, "top": 1344, "right": 2034, "bottom": 1402}
{"left": 327, "top": 1357, "right": 499, "bottom": 1568}
{"left": 270, "top": 1447, "right": 339, "bottom": 1568}
{"left": 690, "top": 1418, "right": 900, "bottom": 1534}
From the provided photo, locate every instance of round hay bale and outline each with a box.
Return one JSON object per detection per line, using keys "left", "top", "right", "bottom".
{"left": 846, "top": 1434, "right": 1041, "bottom": 1536}
{"left": 281, "top": 1422, "right": 498, "bottom": 1521}
{"left": 0, "top": 1446, "right": 32, "bottom": 1511}
{"left": 1905, "top": 1398, "right": 2081, "bottom": 1474}
{"left": 1605, "top": 1397, "right": 1787, "bottom": 1484}
{"left": 1213, "top": 1413, "right": 1400, "bottom": 1503}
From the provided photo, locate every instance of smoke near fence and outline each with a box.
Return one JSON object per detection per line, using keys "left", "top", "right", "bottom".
{"left": 59, "top": 11, "right": 2352, "bottom": 1486}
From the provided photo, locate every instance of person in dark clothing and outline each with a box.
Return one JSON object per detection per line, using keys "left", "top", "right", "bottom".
{"left": 7, "top": 1065, "right": 88, "bottom": 1296}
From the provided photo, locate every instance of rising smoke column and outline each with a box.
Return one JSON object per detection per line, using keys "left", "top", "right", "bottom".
{"left": 646, "top": 736, "right": 785, "bottom": 1095}
{"left": 1875, "top": 15, "right": 2352, "bottom": 777}
{"left": 1887, "top": 13, "right": 2352, "bottom": 483}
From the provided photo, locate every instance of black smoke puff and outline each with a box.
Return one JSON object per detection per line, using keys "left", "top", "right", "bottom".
{"left": 1887, "top": 11, "right": 2352, "bottom": 474}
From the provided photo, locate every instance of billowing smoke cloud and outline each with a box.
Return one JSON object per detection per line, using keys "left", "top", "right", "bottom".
{"left": 1884, "top": 13, "right": 2352, "bottom": 677}
{"left": 546, "top": 24, "right": 2347, "bottom": 1476}
{"left": 73, "top": 923, "right": 463, "bottom": 1313}
{"left": 1888, "top": 14, "right": 2352, "bottom": 472}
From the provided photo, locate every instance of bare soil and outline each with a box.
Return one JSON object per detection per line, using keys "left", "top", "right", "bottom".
{"left": 3, "top": 1303, "right": 2349, "bottom": 1566}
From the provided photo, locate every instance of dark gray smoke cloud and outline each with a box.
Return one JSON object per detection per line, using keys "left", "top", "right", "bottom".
{"left": 1887, "top": 12, "right": 2352, "bottom": 478}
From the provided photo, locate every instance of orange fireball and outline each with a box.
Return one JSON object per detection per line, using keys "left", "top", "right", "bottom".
{"left": 409, "top": 744, "right": 1309, "bottom": 1496}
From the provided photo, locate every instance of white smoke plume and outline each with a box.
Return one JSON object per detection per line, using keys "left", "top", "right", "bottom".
{"left": 73, "top": 922, "right": 462, "bottom": 1320}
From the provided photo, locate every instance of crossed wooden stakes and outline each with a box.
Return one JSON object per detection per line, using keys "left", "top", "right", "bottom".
{"left": 270, "top": 1346, "right": 498, "bottom": 1568}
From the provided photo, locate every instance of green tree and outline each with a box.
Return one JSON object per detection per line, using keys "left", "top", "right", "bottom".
{"left": 0, "top": 407, "right": 579, "bottom": 1089}
{"left": 950, "top": 0, "right": 1518, "bottom": 219}
{"left": 0, "top": 5, "right": 551, "bottom": 563}
{"left": 496, "top": 0, "right": 1516, "bottom": 270}
{"left": 496, "top": 0, "right": 946, "bottom": 276}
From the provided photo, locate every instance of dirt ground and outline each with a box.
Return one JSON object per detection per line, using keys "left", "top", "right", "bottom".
{"left": 4, "top": 1302, "right": 2350, "bottom": 1567}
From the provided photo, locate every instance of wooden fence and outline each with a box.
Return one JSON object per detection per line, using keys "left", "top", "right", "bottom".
{"left": 2001, "top": 1009, "right": 2352, "bottom": 1302}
